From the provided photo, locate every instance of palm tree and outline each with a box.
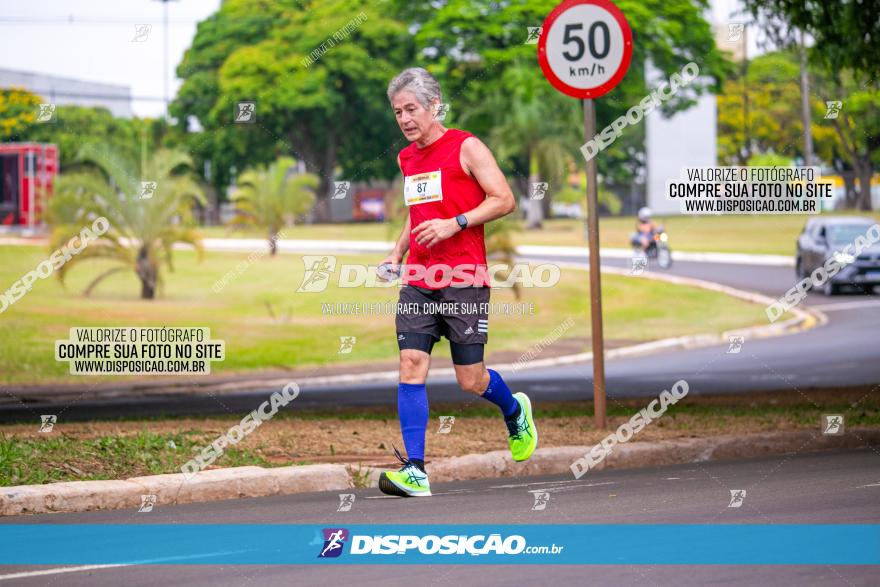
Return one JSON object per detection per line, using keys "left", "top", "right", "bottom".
{"left": 47, "top": 144, "right": 206, "bottom": 299}
{"left": 229, "top": 157, "right": 318, "bottom": 255}
{"left": 461, "top": 61, "right": 582, "bottom": 229}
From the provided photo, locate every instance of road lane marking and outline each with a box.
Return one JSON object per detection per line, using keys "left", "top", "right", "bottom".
{"left": 0, "top": 565, "right": 130, "bottom": 581}
{"left": 810, "top": 300, "right": 880, "bottom": 312}
{"left": 490, "top": 480, "right": 616, "bottom": 489}
{"left": 0, "top": 550, "right": 251, "bottom": 580}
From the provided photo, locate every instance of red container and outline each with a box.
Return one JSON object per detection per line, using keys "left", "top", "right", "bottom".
{"left": 0, "top": 142, "right": 59, "bottom": 228}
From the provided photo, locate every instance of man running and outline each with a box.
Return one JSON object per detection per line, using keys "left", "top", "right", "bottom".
{"left": 376, "top": 67, "right": 537, "bottom": 497}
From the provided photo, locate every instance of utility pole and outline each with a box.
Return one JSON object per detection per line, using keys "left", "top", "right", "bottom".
{"left": 153, "top": 0, "right": 177, "bottom": 114}
{"left": 742, "top": 25, "right": 750, "bottom": 164}
{"left": 798, "top": 29, "right": 814, "bottom": 167}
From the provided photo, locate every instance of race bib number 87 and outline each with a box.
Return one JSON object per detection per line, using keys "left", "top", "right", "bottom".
{"left": 404, "top": 171, "right": 443, "bottom": 206}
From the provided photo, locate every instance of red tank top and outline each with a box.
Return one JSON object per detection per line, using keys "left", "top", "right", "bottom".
{"left": 398, "top": 128, "right": 489, "bottom": 290}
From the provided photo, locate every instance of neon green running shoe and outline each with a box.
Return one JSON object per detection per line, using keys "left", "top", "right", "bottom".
{"left": 507, "top": 392, "right": 538, "bottom": 462}
{"left": 378, "top": 447, "right": 432, "bottom": 497}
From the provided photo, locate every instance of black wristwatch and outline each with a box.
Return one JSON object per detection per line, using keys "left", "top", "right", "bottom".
{"left": 455, "top": 214, "right": 468, "bottom": 230}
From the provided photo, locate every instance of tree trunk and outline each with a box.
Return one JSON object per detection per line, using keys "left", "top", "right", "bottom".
{"left": 842, "top": 171, "right": 857, "bottom": 208}
{"left": 290, "top": 127, "right": 334, "bottom": 224}
{"left": 136, "top": 246, "right": 157, "bottom": 299}
{"left": 525, "top": 150, "right": 544, "bottom": 230}
{"left": 314, "top": 128, "right": 338, "bottom": 224}
{"left": 541, "top": 185, "right": 553, "bottom": 220}
{"left": 269, "top": 231, "right": 278, "bottom": 256}
{"left": 857, "top": 163, "right": 874, "bottom": 211}
{"left": 205, "top": 184, "right": 219, "bottom": 225}
{"left": 313, "top": 176, "right": 331, "bottom": 224}
{"left": 513, "top": 174, "right": 529, "bottom": 205}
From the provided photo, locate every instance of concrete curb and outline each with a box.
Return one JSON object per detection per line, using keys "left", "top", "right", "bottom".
{"left": 0, "top": 237, "right": 796, "bottom": 266}
{"left": 3, "top": 429, "right": 877, "bottom": 516}
{"left": 415, "top": 428, "right": 880, "bottom": 482}
{"left": 0, "top": 463, "right": 352, "bottom": 517}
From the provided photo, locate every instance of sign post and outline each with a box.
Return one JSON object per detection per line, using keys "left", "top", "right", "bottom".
{"left": 537, "top": 0, "right": 632, "bottom": 429}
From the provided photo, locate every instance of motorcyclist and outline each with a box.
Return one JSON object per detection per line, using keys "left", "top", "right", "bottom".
{"left": 630, "top": 207, "right": 657, "bottom": 252}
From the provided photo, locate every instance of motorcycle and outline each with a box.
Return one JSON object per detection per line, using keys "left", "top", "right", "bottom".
{"left": 633, "top": 226, "right": 673, "bottom": 269}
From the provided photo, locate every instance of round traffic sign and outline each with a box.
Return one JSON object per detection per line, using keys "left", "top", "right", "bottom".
{"left": 537, "top": 0, "right": 633, "bottom": 99}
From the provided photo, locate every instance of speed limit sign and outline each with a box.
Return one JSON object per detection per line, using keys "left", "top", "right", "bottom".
{"left": 536, "top": 0, "right": 633, "bottom": 429}
{"left": 537, "top": 0, "right": 633, "bottom": 99}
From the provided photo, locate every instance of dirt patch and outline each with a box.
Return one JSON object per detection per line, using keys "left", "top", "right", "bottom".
{"left": 4, "top": 386, "right": 876, "bottom": 477}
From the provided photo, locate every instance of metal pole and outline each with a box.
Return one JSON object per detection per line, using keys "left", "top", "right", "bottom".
{"left": 798, "top": 28, "right": 814, "bottom": 167}
{"left": 583, "top": 98, "right": 606, "bottom": 429}
{"left": 163, "top": 0, "right": 169, "bottom": 111}
{"left": 27, "top": 148, "right": 35, "bottom": 233}
{"left": 39, "top": 144, "right": 46, "bottom": 229}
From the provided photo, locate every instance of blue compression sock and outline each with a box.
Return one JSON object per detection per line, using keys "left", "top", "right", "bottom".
{"left": 398, "top": 382, "right": 429, "bottom": 463}
{"left": 481, "top": 369, "right": 520, "bottom": 419}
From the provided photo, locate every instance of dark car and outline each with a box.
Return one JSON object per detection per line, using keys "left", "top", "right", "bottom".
{"left": 795, "top": 216, "right": 880, "bottom": 295}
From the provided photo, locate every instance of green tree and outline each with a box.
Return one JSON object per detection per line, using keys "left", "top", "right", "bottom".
{"left": 47, "top": 146, "right": 206, "bottom": 299}
{"left": 717, "top": 50, "right": 838, "bottom": 165}
{"left": 460, "top": 60, "right": 582, "bottom": 228}
{"left": 0, "top": 88, "right": 41, "bottom": 140}
{"left": 743, "top": 0, "right": 880, "bottom": 77}
{"left": 15, "top": 105, "right": 165, "bottom": 170}
{"left": 172, "top": 0, "right": 414, "bottom": 221}
{"left": 229, "top": 157, "right": 318, "bottom": 254}
{"left": 813, "top": 70, "right": 880, "bottom": 210}
{"left": 742, "top": 1, "right": 880, "bottom": 209}
{"left": 747, "top": 152, "right": 793, "bottom": 167}
{"left": 402, "top": 0, "right": 731, "bottom": 185}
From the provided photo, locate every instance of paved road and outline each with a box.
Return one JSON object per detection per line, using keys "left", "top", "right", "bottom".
{"left": 2, "top": 247, "right": 877, "bottom": 422}
{"left": 1, "top": 449, "right": 877, "bottom": 585}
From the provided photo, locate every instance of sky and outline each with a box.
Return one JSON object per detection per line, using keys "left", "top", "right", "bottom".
{"left": 0, "top": 0, "right": 759, "bottom": 118}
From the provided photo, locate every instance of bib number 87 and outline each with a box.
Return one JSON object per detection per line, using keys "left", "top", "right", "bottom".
{"left": 561, "top": 22, "right": 610, "bottom": 61}
{"left": 417, "top": 182, "right": 427, "bottom": 193}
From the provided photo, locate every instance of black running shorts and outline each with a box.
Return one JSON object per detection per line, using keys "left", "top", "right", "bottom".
{"left": 396, "top": 284, "right": 489, "bottom": 364}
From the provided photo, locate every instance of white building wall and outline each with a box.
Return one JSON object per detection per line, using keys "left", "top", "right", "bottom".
{"left": 0, "top": 68, "right": 132, "bottom": 118}
{"left": 645, "top": 66, "right": 717, "bottom": 215}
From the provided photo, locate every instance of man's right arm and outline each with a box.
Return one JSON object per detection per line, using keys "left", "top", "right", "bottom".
{"left": 393, "top": 153, "right": 410, "bottom": 261}
{"left": 391, "top": 214, "right": 410, "bottom": 261}
{"left": 380, "top": 154, "right": 409, "bottom": 268}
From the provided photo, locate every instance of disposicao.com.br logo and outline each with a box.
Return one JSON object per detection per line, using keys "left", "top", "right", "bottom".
{"left": 316, "top": 528, "right": 563, "bottom": 558}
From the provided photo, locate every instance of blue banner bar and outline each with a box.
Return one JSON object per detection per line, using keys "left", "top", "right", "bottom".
{"left": 0, "top": 525, "right": 877, "bottom": 565}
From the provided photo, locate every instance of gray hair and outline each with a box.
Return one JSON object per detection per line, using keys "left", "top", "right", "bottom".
{"left": 387, "top": 67, "right": 441, "bottom": 108}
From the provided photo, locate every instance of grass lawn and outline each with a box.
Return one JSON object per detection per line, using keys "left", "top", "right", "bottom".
{"left": 203, "top": 211, "right": 880, "bottom": 256}
{"left": 0, "top": 244, "right": 775, "bottom": 385}
{"left": 2, "top": 386, "right": 876, "bottom": 486}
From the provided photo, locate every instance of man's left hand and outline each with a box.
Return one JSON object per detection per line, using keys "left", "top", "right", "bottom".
{"left": 412, "top": 218, "right": 460, "bottom": 248}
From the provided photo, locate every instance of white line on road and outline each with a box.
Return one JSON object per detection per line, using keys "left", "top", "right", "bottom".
{"left": 0, "top": 565, "right": 130, "bottom": 582}
{"left": 809, "top": 300, "right": 880, "bottom": 312}
{"left": 0, "top": 550, "right": 252, "bottom": 581}
{"left": 490, "top": 480, "right": 616, "bottom": 489}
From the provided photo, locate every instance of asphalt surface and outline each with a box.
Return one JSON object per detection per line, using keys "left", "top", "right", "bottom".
{"left": 3, "top": 249, "right": 878, "bottom": 421}
{"left": 1, "top": 449, "right": 877, "bottom": 585}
